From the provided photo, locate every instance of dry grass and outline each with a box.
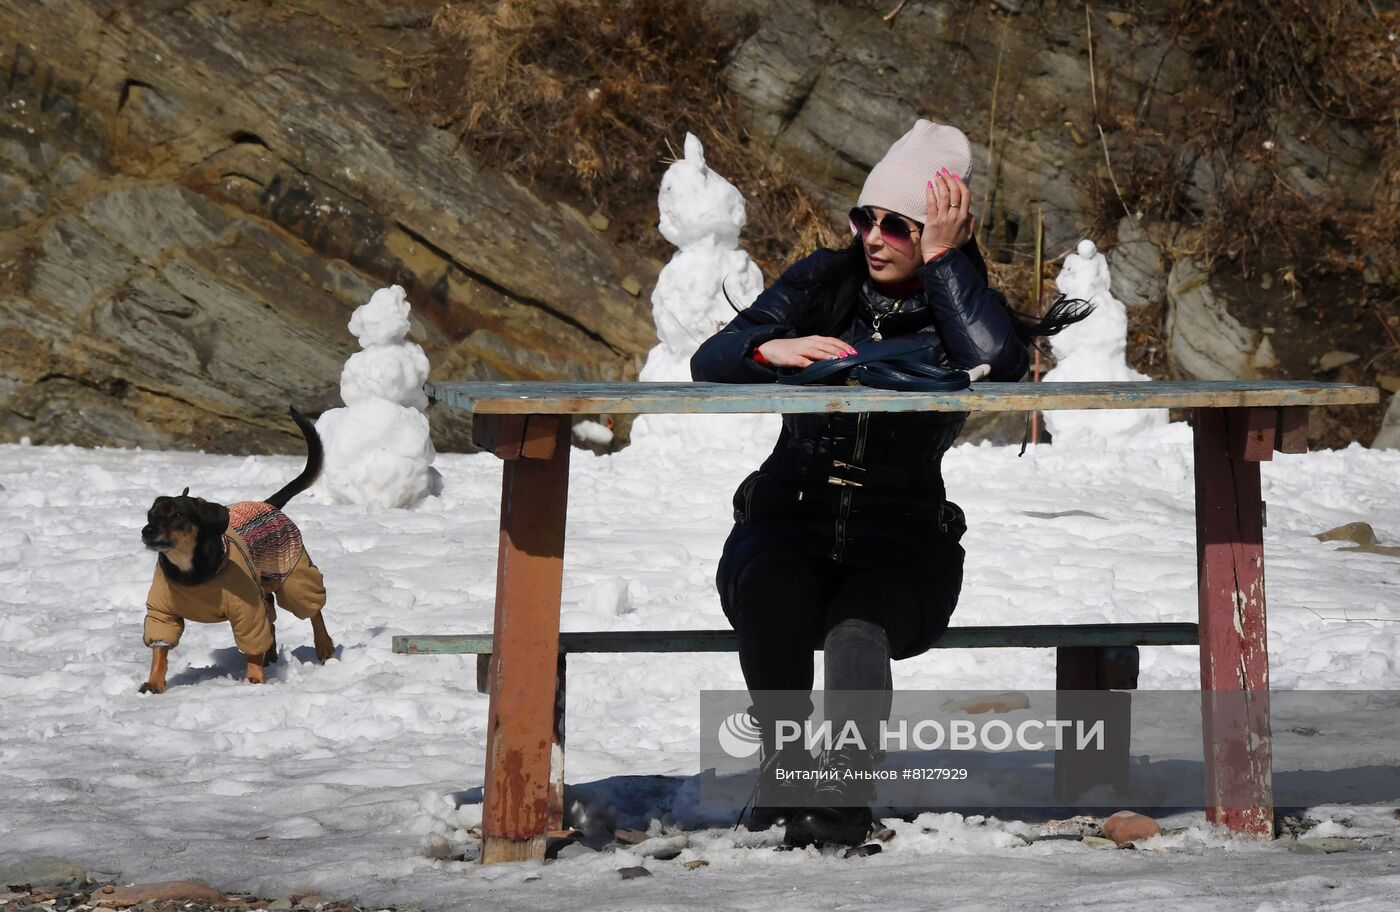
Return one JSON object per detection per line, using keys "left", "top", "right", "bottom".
{"left": 402, "top": 0, "right": 843, "bottom": 276}
{"left": 1103, "top": 1, "right": 1399, "bottom": 284}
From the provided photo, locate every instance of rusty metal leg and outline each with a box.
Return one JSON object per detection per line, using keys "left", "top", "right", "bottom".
{"left": 1193, "top": 407, "right": 1274, "bottom": 837}
{"left": 476, "top": 652, "right": 568, "bottom": 834}
{"left": 479, "top": 415, "right": 571, "bottom": 864}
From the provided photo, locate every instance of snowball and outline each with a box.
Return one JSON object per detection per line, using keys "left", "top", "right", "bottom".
{"left": 642, "top": 244, "right": 762, "bottom": 376}
{"left": 315, "top": 400, "right": 441, "bottom": 509}
{"left": 348, "top": 285, "right": 412, "bottom": 347}
{"left": 340, "top": 343, "right": 430, "bottom": 411}
{"left": 572, "top": 420, "right": 614, "bottom": 447}
{"left": 656, "top": 133, "right": 748, "bottom": 251}
{"left": 585, "top": 577, "right": 633, "bottom": 617}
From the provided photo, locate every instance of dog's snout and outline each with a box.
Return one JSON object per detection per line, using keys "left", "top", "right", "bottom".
{"left": 141, "top": 523, "right": 157, "bottom": 539}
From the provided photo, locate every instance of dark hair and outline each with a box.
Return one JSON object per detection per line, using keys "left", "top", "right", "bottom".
{"left": 730, "top": 237, "right": 1093, "bottom": 341}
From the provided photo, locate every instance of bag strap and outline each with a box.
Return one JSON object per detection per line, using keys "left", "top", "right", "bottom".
{"left": 774, "top": 336, "right": 937, "bottom": 386}
{"left": 852, "top": 359, "right": 970, "bottom": 392}
{"left": 772, "top": 335, "right": 973, "bottom": 392}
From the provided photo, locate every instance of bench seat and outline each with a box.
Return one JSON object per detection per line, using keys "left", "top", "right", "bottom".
{"left": 394, "top": 621, "right": 1199, "bottom": 825}
{"left": 393, "top": 622, "right": 1199, "bottom": 657}
{"left": 394, "top": 622, "right": 1198, "bottom": 694}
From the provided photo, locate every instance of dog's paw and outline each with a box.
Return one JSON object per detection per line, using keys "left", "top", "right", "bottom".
{"left": 314, "top": 639, "right": 336, "bottom": 664}
{"left": 138, "top": 681, "right": 165, "bottom": 695}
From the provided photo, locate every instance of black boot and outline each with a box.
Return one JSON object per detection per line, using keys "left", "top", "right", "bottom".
{"left": 744, "top": 738, "right": 815, "bottom": 831}
{"left": 782, "top": 746, "right": 876, "bottom": 848}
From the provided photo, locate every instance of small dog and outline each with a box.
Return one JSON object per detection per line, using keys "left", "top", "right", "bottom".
{"left": 139, "top": 406, "right": 334, "bottom": 693}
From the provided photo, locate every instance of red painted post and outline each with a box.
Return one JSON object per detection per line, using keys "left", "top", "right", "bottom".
{"left": 1192, "top": 407, "right": 1274, "bottom": 837}
{"left": 1226, "top": 409, "right": 1277, "bottom": 462}
{"left": 479, "top": 416, "right": 571, "bottom": 863}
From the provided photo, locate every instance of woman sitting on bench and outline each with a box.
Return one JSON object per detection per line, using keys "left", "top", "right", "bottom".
{"left": 691, "top": 119, "right": 1090, "bottom": 848}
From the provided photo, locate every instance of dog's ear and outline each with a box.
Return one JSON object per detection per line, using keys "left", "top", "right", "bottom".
{"left": 191, "top": 498, "right": 230, "bottom": 535}
{"left": 181, "top": 487, "right": 190, "bottom": 497}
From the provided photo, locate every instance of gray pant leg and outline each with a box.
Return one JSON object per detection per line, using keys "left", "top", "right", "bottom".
{"left": 824, "top": 618, "right": 893, "bottom": 755}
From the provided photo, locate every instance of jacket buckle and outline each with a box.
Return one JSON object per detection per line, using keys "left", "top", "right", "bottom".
{"left": 827, "top": 475, "right": 863, "bottom": 488}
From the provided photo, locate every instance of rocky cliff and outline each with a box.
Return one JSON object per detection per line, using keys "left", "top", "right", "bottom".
{"left": 0, "top": 0, "right": 655, "bottom": 453}
{"left": 2, "top": 0, "right": 1393, "bottom": 453}
{"left": 720, "top": 0, "right": 1396, "bottom": 446}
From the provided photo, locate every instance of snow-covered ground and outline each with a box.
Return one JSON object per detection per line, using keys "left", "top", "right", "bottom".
{"left": 2, "top": 425, "right": 1400, "bottom": 910}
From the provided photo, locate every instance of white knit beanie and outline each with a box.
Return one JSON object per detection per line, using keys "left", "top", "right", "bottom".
{"left": 857, "top": 120, "right": 973, "bottom": 224}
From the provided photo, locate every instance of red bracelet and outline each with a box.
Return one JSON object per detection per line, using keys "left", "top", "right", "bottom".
{"left": 752, "top": 347, "right": 771, "bottom": 366}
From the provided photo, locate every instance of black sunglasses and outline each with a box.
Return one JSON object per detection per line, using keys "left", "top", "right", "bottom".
{"left": 848, "top": 206, "right": 922, "bottom": 253}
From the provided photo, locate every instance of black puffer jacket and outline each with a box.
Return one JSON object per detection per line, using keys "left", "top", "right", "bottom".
{"left": 690, "top": 238, "right": 1029, "bottom": 659}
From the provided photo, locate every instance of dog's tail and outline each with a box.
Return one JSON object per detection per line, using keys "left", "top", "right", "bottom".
{"left": 265, "top": 406, "right": 323, "bottom": 510}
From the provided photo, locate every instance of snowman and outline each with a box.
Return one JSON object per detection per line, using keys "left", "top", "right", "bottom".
{"left": 315, "top": 285, "right": 443, "bottom": 507}
{"left": 1041, "top": 240, "right": 1168, "bottom": 445}
{"left": 628, "top": 133, "right": 779, "bottom": 452}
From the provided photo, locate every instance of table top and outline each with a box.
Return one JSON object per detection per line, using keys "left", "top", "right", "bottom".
{"left": 426, "top": 380, "right": 1378, "bottom": 415}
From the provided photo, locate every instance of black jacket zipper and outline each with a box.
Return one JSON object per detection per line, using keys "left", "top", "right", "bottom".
{"left": 831, "top": 411, "right": 870, "bottom": 561}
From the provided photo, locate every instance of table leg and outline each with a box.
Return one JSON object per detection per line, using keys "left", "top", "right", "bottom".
{"left": 1192, "top": 407, "right": 1274, "bottom": 837}
{"left": 550, "top": 655, "right": 567, "bottom": 834}
{"left": 1053, "top": 646, "right": 1137, "bottom": 802}
{"left": 479, "top": 415, "right": 571, "bottom": 863}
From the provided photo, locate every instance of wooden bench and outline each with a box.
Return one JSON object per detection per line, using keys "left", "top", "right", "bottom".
{"left": 394, "top": 623, "right": 1199, "bottom": 833}
{"left": 397, "top": 379, "right": 1378, "bottom": 863}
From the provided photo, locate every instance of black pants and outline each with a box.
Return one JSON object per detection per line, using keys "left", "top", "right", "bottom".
{"left": 733, "top": 549, "right": 921, "bottom": 749}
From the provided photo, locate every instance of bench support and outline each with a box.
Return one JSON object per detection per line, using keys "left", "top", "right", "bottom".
{"left": 1053, "top": 645, "right": 1138, "bottom": 801}
{"left": 1193, "top": 407, "right": 1277, "bottom": 837}
{"left": 477, "top": 415, "right": 571, "bottom": 864}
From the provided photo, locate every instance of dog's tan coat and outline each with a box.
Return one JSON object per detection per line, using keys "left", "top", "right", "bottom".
{"left": 144, "top": 533, "right": 327, "bottom": 657}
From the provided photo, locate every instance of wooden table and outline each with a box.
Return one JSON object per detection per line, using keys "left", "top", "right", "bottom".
{"left": 423, "top": 379, "right": 1377, "bottom": 863}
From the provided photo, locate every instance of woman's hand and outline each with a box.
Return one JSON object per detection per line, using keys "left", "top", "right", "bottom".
{"left": 756, "top": 336, "right": 857, "bottom": 368}
{"left": 921, "top": 170, "right": 975, "bottom": 262}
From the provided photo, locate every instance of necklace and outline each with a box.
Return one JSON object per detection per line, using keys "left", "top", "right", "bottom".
{"left": 870, "top": 298, "right": 903, "bottom": 340}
